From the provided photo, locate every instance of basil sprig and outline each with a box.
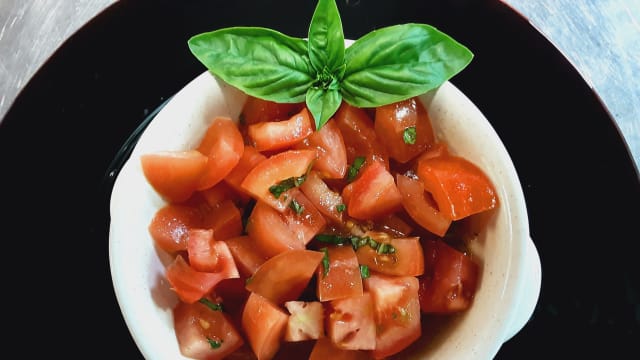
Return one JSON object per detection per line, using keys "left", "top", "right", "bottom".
{"left": 188, "top": 0, "right": 473, "bottom": 130}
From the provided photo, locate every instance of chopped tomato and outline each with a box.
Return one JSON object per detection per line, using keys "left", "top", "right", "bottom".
{"left": 308, "top": 337, "right": 370, "bottom": 360}
{"left": 248, "top": 107, "right": 314, "bottom": 152}
{"left": 417, "top": 154, "right": 499, "bottom": 220}
{"left": 242, "top": 292, "right": 289, "bottom": 360}
{"left": 240, "top": 95, "right": 304, "bottom": 125}
{"left": 333, "top": 101, "right": 389, "bottom": 169}
{"left": 396, "top": 174, "right": 452, "bottom": 237}
{"left": 246, "top": 192, "right": 326, "bottom": 258}
{"left": 299, "top": 170, "right": 345, "bottom": 224}
{"left": 316, "top": 245, "right": 364, "bottom": 302}
{"left": 240, "top": 149, "right": 316, "bottom": 212}
{"left": 196, "top": 116, "right": 245, "bottom": 190}
{"left": 173, "top": 300, "right": 244, "bottom": 360}
{"left": 364, "top": 274, "right": 421, "bottom": 359}
{"left": 186, "top": 229, "right": 218, "bottom": 272}
{"left": 327, "top": 293, "right": 376, "bottom": 351}
{"left": 283, "top": 301, "right": 325, "bottom": 342}
{"left": 223, "top": 145, "right": 266, "bottom": 199}
{"left": 374, "top": 97, "right": 435, "bottom": 163}
{"left": 141, "top": 150, "right": 209, "bottom": 203}
{"left": 294, "top": 118, "right": 348, "bottom": 179}
{"left": 355, "top": 234, "right": 425, "bottom": 277}
{"left": 198, "top": 181, "right": 237, "bottom": 208}
{"left": 201, "top": 199, "right": 243, "bottom": 241}
{"left": 346, "top": 161, "right": 402, "bottom": 220}
{"left": 245, "top": 249, "right": 324, "bottom": 305}
{"left": 375, "top": 213, "right": 414, "bottom": 238}
{"left": 148, "top": 203, "right": 203, "bottom": 253}
{"left": 224, "top": 235, "right": 268, "bottom": 278}
{"left": 419, "top": 238, "right": 479, "bottom": 313}
{"left": 165, "top": 254, "right": 239, "bottom": 304}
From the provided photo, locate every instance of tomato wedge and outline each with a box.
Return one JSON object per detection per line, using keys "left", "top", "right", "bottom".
{"left": 141, "top": 150, "right": 209, "bottom": 203}
{"left": 396, "top": 174, "right": 452, "bottom": 237}
{"left": 294, "top": 118, "right": 348, "bottom": 179}
{"left": 240, "top": 95, "right": 304, "bottom": 125}
{"left": 355, "top": 234, "right": 425, "bottom": 277}
{"left": 242, "top": 292, "right": 289, "bottom": 360}
{"left": 196, "top": 116, "right": 245, "bottom": 190}
{"left": 245, "top": 249, "right": 324, "bottom": 305}
{"left": 165, "top": 254, "right": 239, "bottom": 304}
{"left": 148, "top": 203, "right": 203, "bottom": 253}
{"left": 299, "top": 170, "right": 345, "bottom": 224}
{"left": 333, "top": 101, "right": 389, "bottom": 168}
{"left": 309, "top": 337, "right": 370, "bottom": 360}
{"left": 346, "top": 161, "right": 402, "bottom": 220}
{"left": 284, "top": 301, "right": 325, "bottom": 342}
{"left": 241, "top": 149, "right": 316, "bottom": 212}
{"left": 417, "top": 154, "right": 499, "bottom": 220}
{"left": 316, "top": 245, "right": 364, "bottom": 302}
{"left": 327, "top": 293, "right": 376, "bottom": 351}
{"left": 248, "top": 107, "right": 314, "bottom": 152}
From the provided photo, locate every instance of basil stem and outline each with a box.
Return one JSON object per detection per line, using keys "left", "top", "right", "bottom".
{"left": 199, "top": 298, "right": 224, "bottom": 312}
{"left": 346, "top": 156, "right": 366, "bottom": 182}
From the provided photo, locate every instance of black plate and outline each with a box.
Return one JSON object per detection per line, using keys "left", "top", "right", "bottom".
{"left": 2, "top": 0, "right": 638, "bottom": 358}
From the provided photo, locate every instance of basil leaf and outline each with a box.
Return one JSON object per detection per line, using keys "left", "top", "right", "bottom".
{"left": 188, "top": 27, "right": 314, "bottom": 103}
{"left": 308, "top": 0, "right": 345, "bottom": 74}
{"left": 341, "top": 24, "right": 473, "bottom": 107}
{"left": 403, "top": 126, "right": 417, "bottom": 144}
{"left": 306, "top": 87, "right": 342, "bottom": 129}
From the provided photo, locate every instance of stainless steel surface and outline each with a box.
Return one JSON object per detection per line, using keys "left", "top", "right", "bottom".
{"left": 1, "top": 0, "right": 639, "bottom": 171}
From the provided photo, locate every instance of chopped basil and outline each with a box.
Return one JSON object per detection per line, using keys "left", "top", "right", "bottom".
{"left": 346, "top": 156, "right": 366, "bottom": 182}
{"left": 403, "top": 126, "right": 417, "bottom": 144}
{"left": 376, "top": 242, "right": 396, "bottom": 255}
{"left": 269, "top": 174, "right": 306, "bottom": 198}
{"left": 314, "top": 233, "right": 395, "bottom": 254}
{"left": 289, "top": 199, "right": 305, "bottom": 214}
{"left": 336, "top": 203, "right": 346, "bottom": 212}
{"left": 321, "top": 247, "right": 330, "bottom": 277}
{"left": 359, "top": 264, "right": 370, "bottom": 279}
{"left": 206, "top": 338, "right": 223, "bottom": 349}
{"left": 199, "top": 298, "right": 224, "bottom": 312}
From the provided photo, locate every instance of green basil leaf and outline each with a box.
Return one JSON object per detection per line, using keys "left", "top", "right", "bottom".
{"left": 341, "top": 24, "right": 473, "bottom": 107}
{"left": 188, "top": 27, "right": 314, "bottom": 103}
{"left": 308, "top": 0, "right": 345, "bottom": 74}
{"left": 306, "top": 87, "right": 342, "bottom": 130}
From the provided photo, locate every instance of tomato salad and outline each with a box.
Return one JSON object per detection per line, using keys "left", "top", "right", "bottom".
{"left": 141, "top": 95, "right": 498, "bottom": 359}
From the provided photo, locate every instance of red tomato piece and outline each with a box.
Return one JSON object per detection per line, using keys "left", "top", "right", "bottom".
{"left": 294, "top": 118, "right": 348, "bottom": 179}
{"left": 186, "top": 228, "right": 218, "bottom": 272}
{"left": 374, "top": 97, "right": 436, "bottom": 163}
{"left": 396, "top": 174, "right": 452, "bottom": 237}
{"left": 141, "top": 150, "right": 209, "bottom": 203}
{"left": 248, "top": 107, "right": 314, "bottom": 152}
{"left": 284, "top": 301, "right": 325, "bottom": 342}
{"left": 308, "top": 337, "right": 370, "bottom": 360}
{"left": 355, "top": 234, "right": 425, "bottom": 277}
{"left": 240, "top": 149, "right": 316, "bottom": 212}
{"left": 316, "top": 245, "right": 364, "bottom": 302}
{"left": 224, "top": 235, "right": 268, "bottom": 278}
{"left": 195, "top": 116, "right": 245, "bottom": 191}
{"left": 165, "top": 254, "right": 239, "bottom": 304}
{"left": 333, "top": 101, "right": 389, "bottom": 169}
{"left": 245, "top": 249, "right": 324, "bottom": 305}
{"left": 327, "top": 293, "right": 376, "bottom": 351}
{"left": 223, "top": 144, "right": 267, "bottom": 200}
{"left": 201, "top": 199, "right": 243, "bottom": 241}
{"left": 299, "top": 170, "right": 345, "bottom": 224}
{"left": 364, "top": 273, "right": 421, "bottom": 359}
{"left": 346, "top": 161, "right": 402, "bottom": 220}
{"left": 419, "top": 239, "right": 479, "bottom": 313}
{"left": 148, "top": 204, "right": 203, "bottom": 253}
{"left": 242, "top": 292, "right": 289, "bottom": 360}
{"left": 375, "top": 213, "right": 414, "bottom": 238}
{"left": 417, "top": 154, "right": 499, "bottom": 220}
{"left": 173, "top": 300, "right": 244, "bottom": 360}
{"left": 240, "top": 95, "right": 304, "bottom": 125}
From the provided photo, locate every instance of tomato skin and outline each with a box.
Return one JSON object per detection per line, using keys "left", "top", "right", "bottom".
{"left": 166, "top": 254, "right": 240, "bottom": 304}
{"left": 355, "top": 235, "right": 425, "bottom": 277}
{"left": 240, "top": 149, "right": 316, "bottom": 212}
{"left": 333, "top": 102, "right": 389, "bottom": 168}
{"left": 196, "top": 116, "right": 245, "bottom": 191}
{"left": 417, "top": 154, "right": 498, "bottom": 220}
{"left": 173, "top": 300, "right": 244, "bottom": 360}
{"left": 141, "top": 150, "right": 209, "bottom": 203}
{"left": 327, "top": 293, "right": 376, "bottom": 351}
{"left": 245, "top": 249, "right": 324, "bottom": 305}
{"left": 308, "top": 337, "right": 370, "bottom": 360}
{"left": 248, "top": 107, "right": 314, "bottom": 152}
{"left": 294, "top": 119, "right": 348, "bottom": 179}
{"left": 364, "top": 274, "right": 421, "bottom": 359}
{"left": 346, "top": 161, "right": 402, "bottom": 220}
{"left": 316, "top": 245, "right": 364, "bottom": 302}
{"left": 240, "top": 96, "right": 304, "bottom": 125}
{"left": 149, "top": 204, "right": 203, "bottom": 253}
{"left": 419, "top": 239, "right": 479, "bottom": 313}
{"left": 223, "top": 145, "right": 267, "bottom": 200}
{"left": 375, "top": 97, "right": 435, "bottom": 163}
{"left": 224, "top": 235, "right": 268, "bottom": 278}
{"left": 396, "top": 174, "right": 452, "bottom": 237}
{"left": 299, "top": 170, "right": 345, "bottom": 224}
{"left": 242, "top": 292, "right": 289, "bottom": 360}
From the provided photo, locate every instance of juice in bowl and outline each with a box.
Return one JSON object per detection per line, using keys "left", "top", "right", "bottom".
{"left": 108, "top": 0, "right": 541, "bottom": 359}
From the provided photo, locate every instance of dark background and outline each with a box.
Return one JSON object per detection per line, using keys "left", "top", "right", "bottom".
{"left": 1, "top": 0, "right": 638, "bottom": 358}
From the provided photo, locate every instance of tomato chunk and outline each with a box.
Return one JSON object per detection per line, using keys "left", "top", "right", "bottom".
{"left": 242, "top": 292, "right": 289, "bottom": 360}
{"left": 248, "top": 107, "right": 314, "bottom": 152}
{"left": 284, "top": 301, "right": 325, "bottom": 342}
{"left": 333, "top": 101, "right": 389, "bottom": 168}
{"left": 223, "top": 144, "right": 266, "bottom": 199}
{"left": 355, "top": 234, "right": 425, "bottom": 277}
{"left": 299, "top": 170, "right": 345, "bottom": 224}
{"left": 417, "top": 154, "right": 498, "bottom": 220}
{"left": 173, "top": 300, "right": 244, "bottom": 360}
{"left": 166, "top": 254, "right": 239, "bottom": 304}
{"left": 327, "top": 293, "right": 376, "bottom": 351}
{"left": 148, "top": 204, "right": 203, "bottom": 253}
{"left": 141, "top": 150, "right": 209, "bottom": 203}
{"left": 346, "top": 161, "right": 402, "bottom": 220}
{"left": 308, "top": 337, "right": 370, "bottom": 360}
{"left": 196, "top": 116, "right": 245, "bottom": 190}
{"left": 241, "top": 149, "right": 316, "bottom": 212}
{"left": 245, "top": 249, "right": 324, "bottom": 305}
{"left": 294, "top": 118, "right": 348, "bottom": 179}
{"left": 396, "top": 174, "right": 452, "bottom": 237}
{"left": 224, "top": 235, "right": 268, "bottom": 278}
{"left": 240, "top": 95, "right": 304, "bottom": 125}
{"left": 316, "top": 245, "right": 364, "bottom": 302}
{"left": 419, "top": 239, "right": 479, "bottom": 313}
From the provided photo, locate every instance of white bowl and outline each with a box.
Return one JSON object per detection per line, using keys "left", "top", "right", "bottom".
{"left": 109, "top": 69, "right": 541, "bottom": 359}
